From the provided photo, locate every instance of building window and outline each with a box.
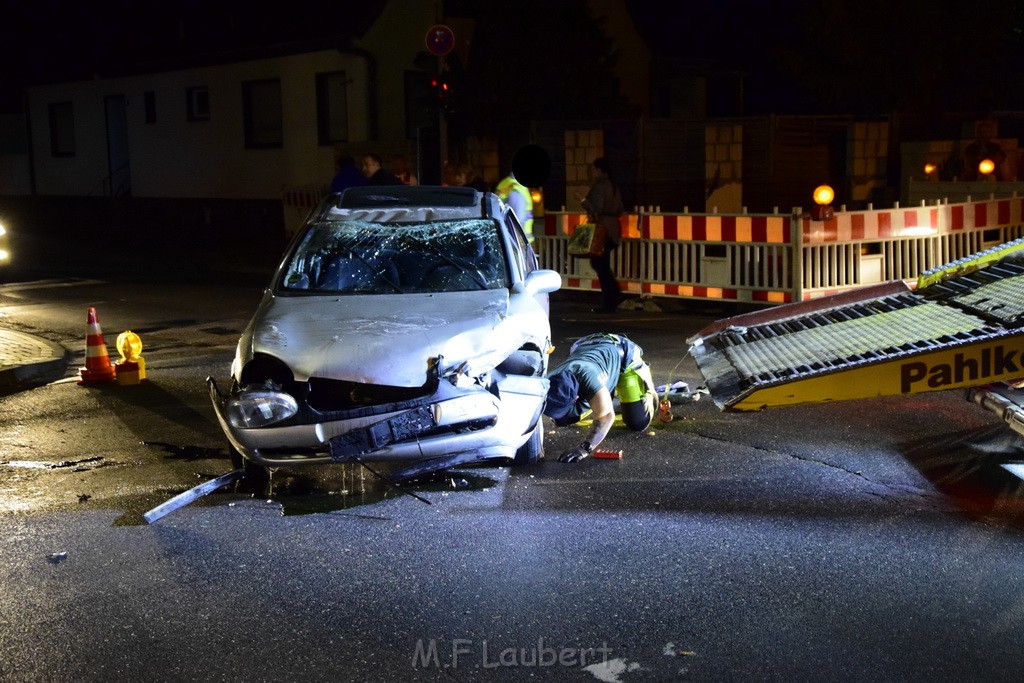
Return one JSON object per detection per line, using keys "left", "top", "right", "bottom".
{"left": 144, "top": 91, "right": 156, "bottom": 124}
{"left": 242, "top": 79, "right": 283, "bottom": 148}
{"left": 316, "top": 71, "right": 348, "bottom": 145}
{"left": 186, "top": 86, "right": 210, "bottom": 121}
{"left": 48, "top": 101, "right": 75, "bottom": 156}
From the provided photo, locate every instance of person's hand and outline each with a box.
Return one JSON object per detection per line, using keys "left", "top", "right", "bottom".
{"left": 558, "top": 442, "right": 593, "bottom": 463}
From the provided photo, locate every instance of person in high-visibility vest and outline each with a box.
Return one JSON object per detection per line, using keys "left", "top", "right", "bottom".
{"left": 543, "top": 333, "right": 657, "bottom": 462}
{"left": 496, "top": 173, "right": 534, "bottom": 243}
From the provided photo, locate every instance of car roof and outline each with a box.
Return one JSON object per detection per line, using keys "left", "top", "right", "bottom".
{"left": 339, "top": 185, "right": 479, "bottom": 208}
{"left": 324, "top": 185, "right": 505, "bottom": 223}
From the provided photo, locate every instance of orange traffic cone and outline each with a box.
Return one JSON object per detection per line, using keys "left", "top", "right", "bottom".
{"left": 78, "top": 307, "right": 117, "bottom": 385}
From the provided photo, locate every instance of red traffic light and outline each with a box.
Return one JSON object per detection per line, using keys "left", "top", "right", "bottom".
{"left": 429, "top": 75, "right": 450, "bottom": 99}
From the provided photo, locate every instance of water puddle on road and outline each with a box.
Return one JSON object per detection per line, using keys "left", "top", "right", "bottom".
{"left": 267, "top": 467, "right": 499, "bottom": 517}
{"left": 3, "top": 456, "right": 110, "bottom": 471}
{"left": 109, "top": 464, "right": 500, "bottom": 526}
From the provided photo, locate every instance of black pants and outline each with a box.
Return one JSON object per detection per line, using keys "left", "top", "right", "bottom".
{"left": 589, "top": 244, "right": 621, "bottom": 311}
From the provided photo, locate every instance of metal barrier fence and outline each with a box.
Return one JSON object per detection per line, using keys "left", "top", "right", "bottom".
{"left": 534, "top": 195, "right": 1024, "bottom": 304}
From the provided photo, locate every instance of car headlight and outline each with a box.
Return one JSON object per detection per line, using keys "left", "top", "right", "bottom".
{"left": 225, "top": 389, "right": 299, "bottom": 428}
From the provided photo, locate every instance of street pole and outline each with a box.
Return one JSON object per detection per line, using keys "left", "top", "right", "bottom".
{"left": 438, "top": 54, "right": 447, "bottom": 182}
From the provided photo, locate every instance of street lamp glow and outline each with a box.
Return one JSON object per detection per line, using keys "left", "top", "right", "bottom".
{"left": 812, "top": 185, "right": 834, "bottom": 206}
{"left": 923, "top": 163, "right": 937, "bottom": 175}
{"left": 979, "top": 159, "right": 996, "bottom": 175}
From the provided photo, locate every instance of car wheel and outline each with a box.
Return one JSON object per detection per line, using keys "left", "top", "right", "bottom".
{"left": 513, "top": 421, "right": 544, "bottom": 465}
{"left": 227, "top": 443, "right": 270, "bottom": 493}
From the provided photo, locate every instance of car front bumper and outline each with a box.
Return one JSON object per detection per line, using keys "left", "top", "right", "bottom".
{"left": 208, "top": 374, "right": 548, "bottom": 468}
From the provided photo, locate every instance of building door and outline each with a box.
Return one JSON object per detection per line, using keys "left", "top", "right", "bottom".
{"left": 105, "top": 95, "right": 131, "bottom": 197}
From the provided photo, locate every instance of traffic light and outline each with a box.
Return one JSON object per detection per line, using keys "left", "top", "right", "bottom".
{"left": 429, "top": 74, "right": 450, "bottom": 101}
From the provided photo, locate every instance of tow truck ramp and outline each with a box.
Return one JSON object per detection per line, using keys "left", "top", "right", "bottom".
{"left": 688, "top": 238, "right": 1024, "bottom": 413}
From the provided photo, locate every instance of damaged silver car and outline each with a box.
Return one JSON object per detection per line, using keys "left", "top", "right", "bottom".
{"left": 208, "top": 186, "right": 561, "bottom": 483}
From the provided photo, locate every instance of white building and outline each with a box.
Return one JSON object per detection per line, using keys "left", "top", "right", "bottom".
{"left": 19, "top": 0, "right": 440, "bottom": 201}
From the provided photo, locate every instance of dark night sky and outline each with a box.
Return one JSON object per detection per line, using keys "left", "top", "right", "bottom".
{"left": 3, "top": 0, "right": 1024, "bottom": 116}
{"left": 0, "top": 0, "right": 386, "bottom": 101}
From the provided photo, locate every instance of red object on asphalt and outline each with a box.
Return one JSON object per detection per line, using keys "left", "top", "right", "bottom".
{"left": 592, "top": 449, "right": 623, "bottom": 460}
{"left": 78, "top": 307, "right": 116, "bottom": 385}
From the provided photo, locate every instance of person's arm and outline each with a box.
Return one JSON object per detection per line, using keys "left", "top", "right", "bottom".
{"left": 558, "top": 386, "right": 615, "bottom": 462}
{"left": 580, "top": 182, "right": 607, "bottom": 219}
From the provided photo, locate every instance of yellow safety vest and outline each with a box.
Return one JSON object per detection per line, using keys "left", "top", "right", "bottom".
{"left": 496, "top": 176, "right": 534, "bottom": 242}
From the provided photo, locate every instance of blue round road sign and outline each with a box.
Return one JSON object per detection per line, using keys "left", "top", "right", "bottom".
{"left": 426, "top": 24, "right": 455, "bottom": 56}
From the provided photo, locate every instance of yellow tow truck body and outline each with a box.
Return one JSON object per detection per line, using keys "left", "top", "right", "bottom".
{"left": 688, "top": 238, "right": 1024, "bottom": 413}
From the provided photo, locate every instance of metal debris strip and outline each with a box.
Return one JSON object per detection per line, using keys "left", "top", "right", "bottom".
{"left": 143, "top": 469, "right": 243, "bottom": 524}
{"left": 345, "top": 454, "right": 432, "bottom": 505}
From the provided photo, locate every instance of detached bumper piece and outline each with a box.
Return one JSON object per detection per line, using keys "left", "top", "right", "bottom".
{"left": 329, "top": 405, "right": 436, "bottom": 459}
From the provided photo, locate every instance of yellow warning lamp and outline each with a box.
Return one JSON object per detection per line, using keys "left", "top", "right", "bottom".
{"left": 811, "top": 184, "right": 835, "bottom": 221}
{"left": 979, "top": 159, "right": 996, "bottom": 176}
{"left": 530, "top": 187, "right": 544, "bottom": 218}
{"left": 115, "top": 330, "right": 146, "bottom": 385}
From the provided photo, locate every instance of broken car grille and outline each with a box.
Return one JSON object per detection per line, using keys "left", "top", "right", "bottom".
{"left": 306, "top": 377, "right": 435, "bottom": 412}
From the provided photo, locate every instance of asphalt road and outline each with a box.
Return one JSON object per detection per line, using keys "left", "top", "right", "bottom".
{"left": 1, "top": 277, "right": 1023, "bottom": 682}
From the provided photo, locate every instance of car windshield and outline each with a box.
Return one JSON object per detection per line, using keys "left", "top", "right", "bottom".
{"left": 279, "top": 218, "right": 509, "bottom": 294}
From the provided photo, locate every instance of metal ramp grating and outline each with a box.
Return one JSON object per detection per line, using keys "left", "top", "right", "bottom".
{"left": 691, "top": 244, "right": 1024, "bottom": 410}
{"left": 919, "top": 260, "right": 1024, "bottom": 327}
{"left": 708, "top": 294, "right": 994, "bottom": 390}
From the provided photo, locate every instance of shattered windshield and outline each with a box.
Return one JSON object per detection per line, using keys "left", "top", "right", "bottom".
{"left": 280, "top": 218, "right": 509, "bottom": 294}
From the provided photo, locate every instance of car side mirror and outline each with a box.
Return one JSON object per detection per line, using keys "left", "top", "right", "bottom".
{"left": 521, "top": 269, "right": 561, "bottom": 296}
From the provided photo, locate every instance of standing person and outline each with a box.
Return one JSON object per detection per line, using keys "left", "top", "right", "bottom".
{"left": 330, "top": 152, "right": 369, "bottom": 194}
{"left": 581, "top": 157, "right": 625, "bottom": 313}
{"left": 392, "top": 154, "right": 418, "bottom": 186}
{"left": 543, "top": 333, "right": 657, "bottom": 463}
{"left": 360, "top": 153, "right": 402, "bottom": 186}
{"left": 496, "top": 172, "right": 534, "bottom": 243}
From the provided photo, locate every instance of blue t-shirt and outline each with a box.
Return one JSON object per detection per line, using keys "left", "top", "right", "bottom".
{"left": 547, "top": 341, "right": 622, "bottom": 418}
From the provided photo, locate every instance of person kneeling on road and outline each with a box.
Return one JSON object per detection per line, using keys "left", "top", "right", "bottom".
{"left": 543, "top": 333, "right": 657, "bottom": 462}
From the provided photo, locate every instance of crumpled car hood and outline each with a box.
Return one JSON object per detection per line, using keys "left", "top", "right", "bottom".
{"left": 242, "top": 290, "right": 528, "bottom": 386}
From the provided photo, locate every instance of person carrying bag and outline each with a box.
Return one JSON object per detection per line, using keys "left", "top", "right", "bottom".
{"left": 579, "top": 157, "right": 625, "bottom": 313}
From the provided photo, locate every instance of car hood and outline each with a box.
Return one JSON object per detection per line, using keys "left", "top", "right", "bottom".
{"left": 243, "top": 290, "right": 535, "bottom": 387}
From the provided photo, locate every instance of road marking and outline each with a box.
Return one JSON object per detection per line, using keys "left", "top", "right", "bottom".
{"left": 0, "top": 278, "right": 105, "bottom": 292}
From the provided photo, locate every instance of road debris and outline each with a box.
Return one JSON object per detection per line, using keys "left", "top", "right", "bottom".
{"left": 143, "top": 469, "right": 243, "bottom": 524}
{"left": 46, "top": 552, "right": 68, "bottom": 564}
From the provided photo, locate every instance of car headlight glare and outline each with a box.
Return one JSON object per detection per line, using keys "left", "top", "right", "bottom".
{"left": 225, "top": 390, "right": 299, "bottom": 428}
